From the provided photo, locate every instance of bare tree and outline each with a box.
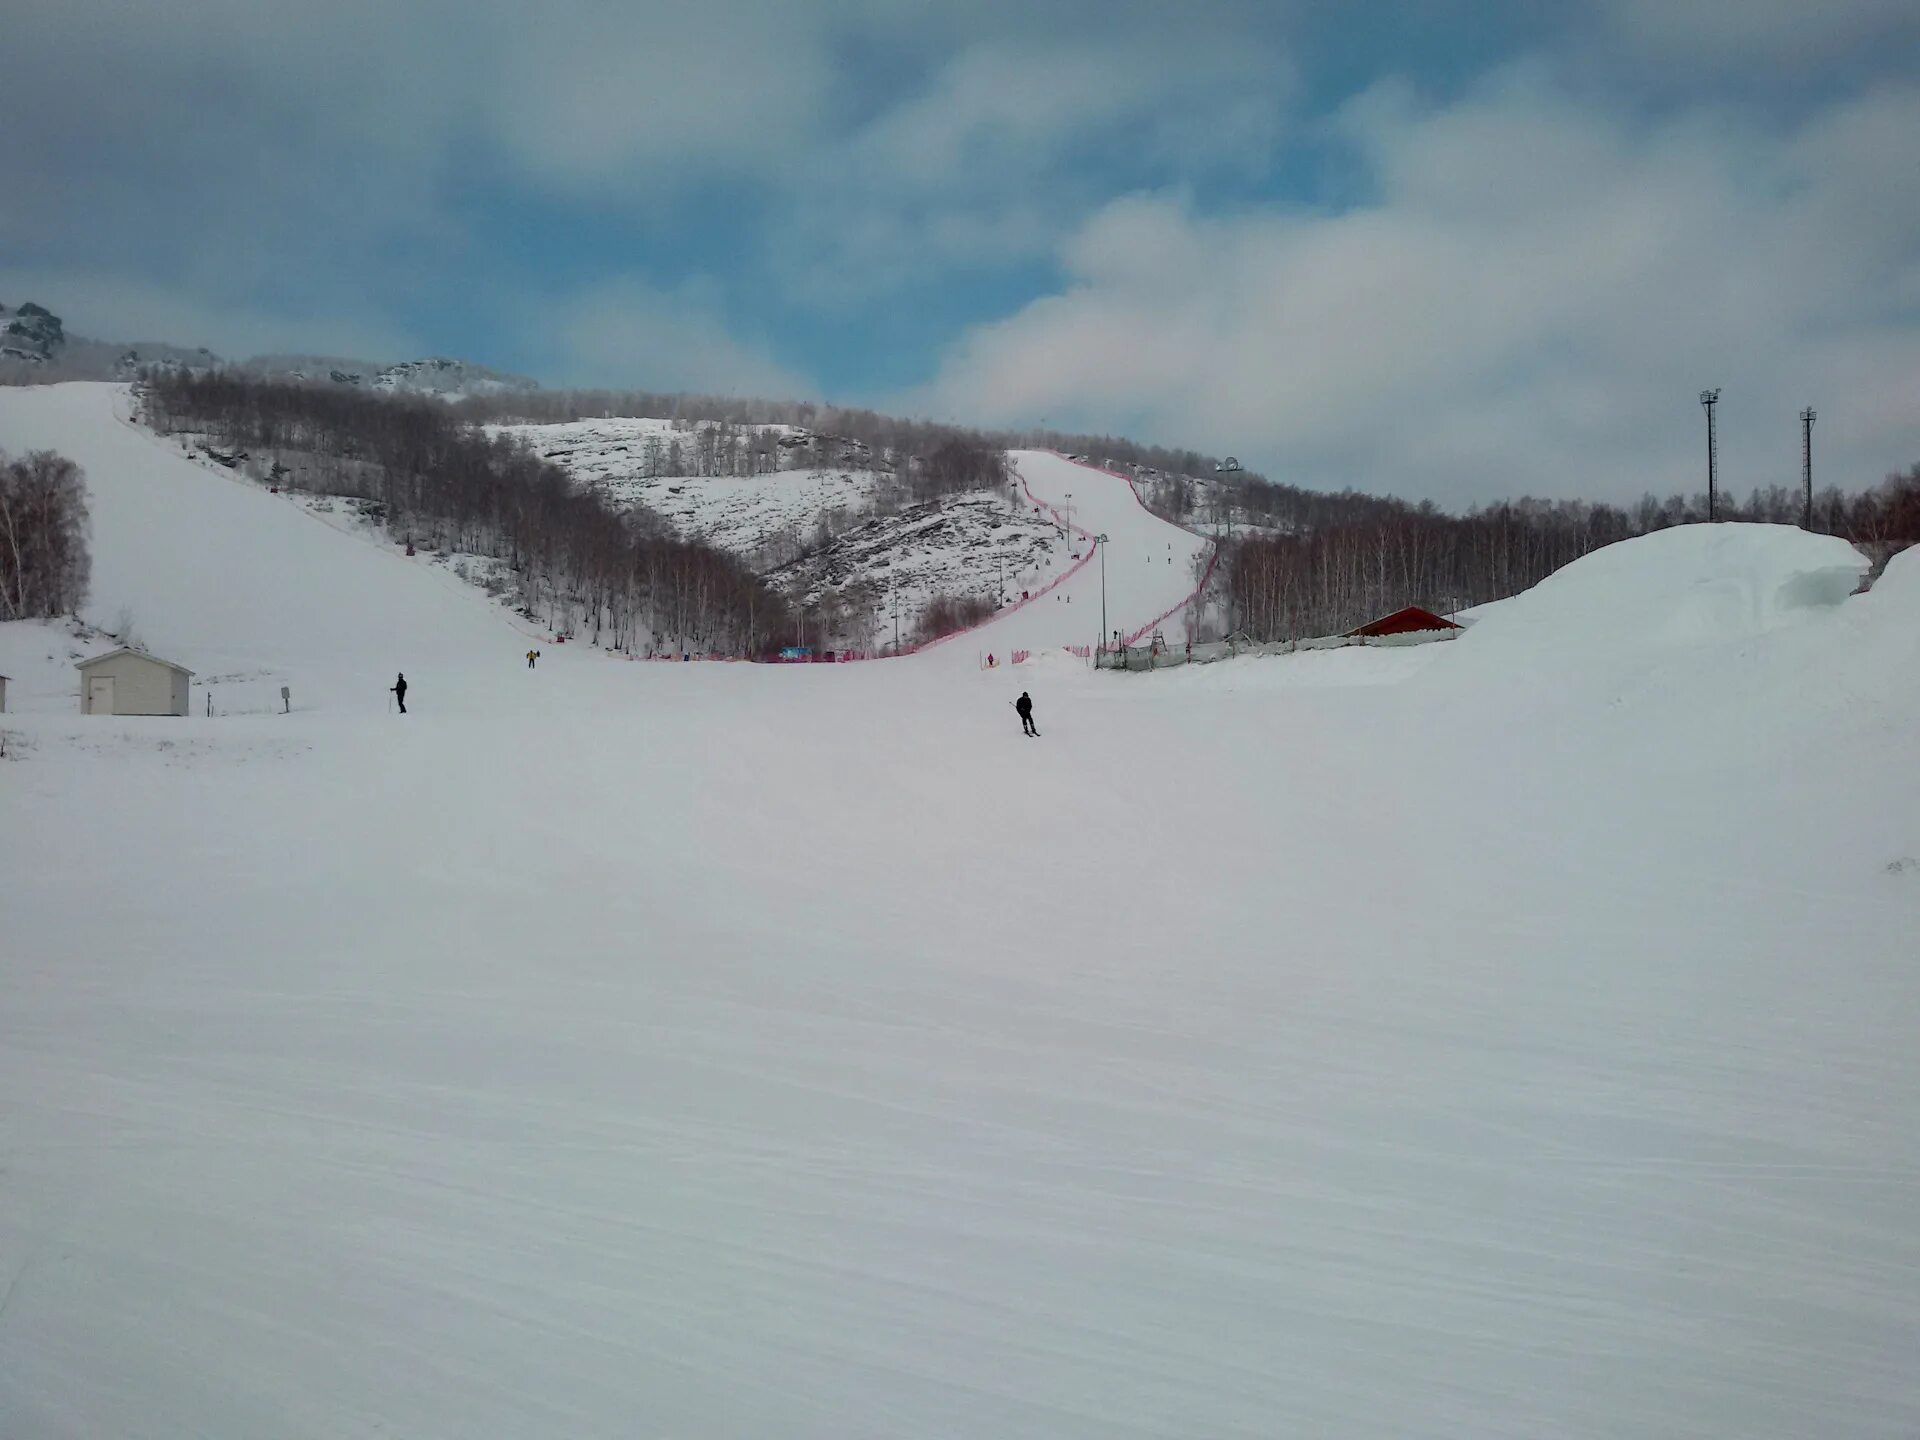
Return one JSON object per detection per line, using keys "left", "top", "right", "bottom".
{"left": 0, "top": 449, "right": 91, "bottom": 619}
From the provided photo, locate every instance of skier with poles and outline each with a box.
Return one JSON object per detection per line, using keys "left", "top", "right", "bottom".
{"left": 1013, "top": 691, "right": 1038, "bottom": 737}
{"left": 391, "top": 673, "right": 407, "bottom": 714}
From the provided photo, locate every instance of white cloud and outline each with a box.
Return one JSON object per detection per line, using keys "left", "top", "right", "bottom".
{"left": 479, "top": 4, "right": 839, "bottom": 185}
{"left": 771, "top": 33, "right": 1292, "bottom": 299}
{"left": 1602, "top": 0, "right": 1920, "bottom": 61}
{"left": 4, "top": 0, "right": 834, "bottom": 194}
{"left": 549, "top": 280, "right": 810, "bottom": 398}
{"left": 921, "top": 74, "right": 1920, "bottom": 506}
{"left": 11, "top": 0, "right": 1916, "bottom": 453}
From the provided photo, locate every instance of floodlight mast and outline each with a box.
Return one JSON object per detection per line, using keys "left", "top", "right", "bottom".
{"left": 1801, "top": 407, "right": 1816, "bottom": 531}
{"left": 1096, "top": 533, "right": 1110, "bottom": 653}
{"left": 1699, "top": 389, "right": 1721, "bottom": 521}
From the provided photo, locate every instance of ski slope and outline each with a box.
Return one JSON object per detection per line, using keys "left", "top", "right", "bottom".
{"left": 494, "top": 424, "right": 1207, "bottom": 655}
{"left": 0, "top": 383, "right": 541, "bottom": 715}
{"left": 949, "top": 449, "right": 1213, "bottom": 658}
{"left": 5, "top": 383, "right": 1920, "bottom": 1439}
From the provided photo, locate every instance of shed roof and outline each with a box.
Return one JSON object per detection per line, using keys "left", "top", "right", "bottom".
{"left": 75, "top": 647, "right": 195, "bottom": 676}
{"left": 1345, "top": 605, "right": 1461, "bottom": 639}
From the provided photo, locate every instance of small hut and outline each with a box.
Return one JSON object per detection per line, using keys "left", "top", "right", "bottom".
{"left": 76, "top": 648, "right": 194, "bottom": 716}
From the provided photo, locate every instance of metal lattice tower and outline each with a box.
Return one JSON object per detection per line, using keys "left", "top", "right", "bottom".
{"left": 1801, "top": 407, "right": 1816, "bottom": 531}
{"left": 1699, "top": 389, "right": 1721, "bottom": 521}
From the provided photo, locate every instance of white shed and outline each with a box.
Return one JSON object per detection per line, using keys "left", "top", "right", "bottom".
{"left": 77, "top": 648, "right": 193, "bottom": 716}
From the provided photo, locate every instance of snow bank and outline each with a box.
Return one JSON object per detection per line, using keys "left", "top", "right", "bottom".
{"left": 1859, "top": 541, "right": 1920, "bottom": 613}
{"left": 1456, "top": 523, "right": 1868, "bottom": 667}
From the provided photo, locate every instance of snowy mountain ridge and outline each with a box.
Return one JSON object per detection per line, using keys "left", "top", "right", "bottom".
{"left": 0, "top": 301, "right": 541, "bottom": 401}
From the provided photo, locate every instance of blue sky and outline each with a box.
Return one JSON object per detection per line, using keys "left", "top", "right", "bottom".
{"left": 6, "top": 0, "right": 1918, "bottom": 505}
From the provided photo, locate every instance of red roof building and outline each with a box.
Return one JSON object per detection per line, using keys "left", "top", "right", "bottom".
{"left": 1345, "top": 605, "right": 1461, "bottom": 639}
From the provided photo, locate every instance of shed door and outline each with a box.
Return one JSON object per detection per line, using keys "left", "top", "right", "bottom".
{"left": 88, "top": 675, "right": 114, "bottom": 714}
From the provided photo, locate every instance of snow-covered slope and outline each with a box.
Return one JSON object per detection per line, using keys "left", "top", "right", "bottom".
{"left": 1456, "top": 522, "right": 1869, "bottom": 665}
{"left": 767, "top": 491, "right": 1072, "bottom": 627}
{"left": 937, "top": 449, "right": 1217, "bottom": 658}
{"left": 494, "top": 416, "right": 820, "bottom": 556}
{"left": 495, "top": 421, "right": 1134, "bottom": 645}
{"left": 4, "top": 383, "right": 1920, "bottom": 1439}
{"left": 0, "top": 383, "right": 537, "bottom": 713}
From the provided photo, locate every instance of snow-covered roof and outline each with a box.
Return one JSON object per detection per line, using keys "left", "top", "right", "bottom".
{"left": 75, "top": 647, "right": 195, "bottom": 676}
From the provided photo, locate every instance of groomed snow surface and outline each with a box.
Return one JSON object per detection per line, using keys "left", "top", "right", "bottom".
{"left": 4, "top": 383, "right": 1920, "bottom": 1438}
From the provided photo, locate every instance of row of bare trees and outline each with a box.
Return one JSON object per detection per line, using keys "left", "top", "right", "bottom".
{"left": 1221, "top": 468, "right": 1920, "bottom": 642}
{"left": 912, "top": 438, "right": 1008, "bottom": 501}
{"left": 618, "top": 423, "right": 789, "bottom": 480}
{"left": 0, "top": 450, "right": 90, "bottom": 619}
{"left": 913, "top": 593, "right": 996, "bottom": 644}
{"left": 453, "top": 388, "right": 1226, "bottom": 489}
{"left": 143, "top": 372, "right": 795, "bottom": 656}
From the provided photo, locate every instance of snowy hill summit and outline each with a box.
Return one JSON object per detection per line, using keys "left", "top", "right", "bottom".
{"left": 0, "top": 302, "right": 535, "bottom": 402}
{"left": 0, "top": 301, "right": 217, "bottom": 378}
{"left": 350, "top": 356, "right": 538, "bottom": 397}
{"left": 252, "top": 354, "right": 538, "bottom": 397}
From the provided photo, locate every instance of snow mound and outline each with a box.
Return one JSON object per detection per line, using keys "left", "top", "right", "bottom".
{"left": 1457, "top": 523, "right": 1868, "bottom": 665}
{"left": 1860, "top": 542, "right": 1920, "bottom": 613}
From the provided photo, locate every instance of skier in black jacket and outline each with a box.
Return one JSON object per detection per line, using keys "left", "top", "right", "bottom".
{"left": 1014, "top": 691, "right": 1037, "bottom": 736}
{"left": 392, "top": 673, "right": 408, "bottom": 714}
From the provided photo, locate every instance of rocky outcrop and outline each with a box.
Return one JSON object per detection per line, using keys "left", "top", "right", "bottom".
{"left": 370, "top": 357, "right": 537, "bottom": 396}
{"left": 1, "top": 301, "right": 65, "bottom": 362}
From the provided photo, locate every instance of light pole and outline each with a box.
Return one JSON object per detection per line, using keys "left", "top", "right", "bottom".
{"left": 1700, "top": 389, "right": 1721, "bottom": 521}
{"left": 1096, "top": 533, "right": 1109, "bottom": 654}
{"left": 1801, "top": 407, "right": 1816, "bottom": 531}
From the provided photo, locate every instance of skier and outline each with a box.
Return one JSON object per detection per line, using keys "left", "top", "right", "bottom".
{"left": 1014, "top": 690, "right": 1037, "bottom": 737}
{"left": 526, "top": 648, "right": 540, "bottom": 669}
{"left": 392, "top": 673, "right": 407, "bottom": 714}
